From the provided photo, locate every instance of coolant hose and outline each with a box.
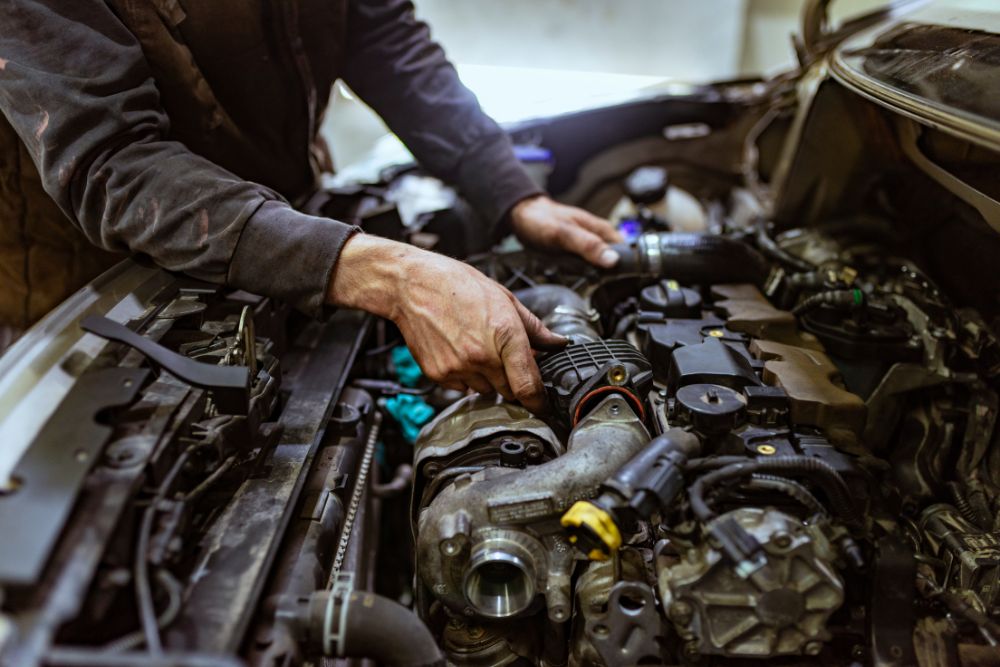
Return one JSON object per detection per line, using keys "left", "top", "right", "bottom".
{"left": 755, "top": 224, "right": 815, "bottom": 273}
{"left": 514, "top": 285, "right": 600, "bottom": 342}
{"left": 341, "top": 591, "right": 443, "bottom": 667}
{"left": 608, "top": 232, "right": 771, "bottom": 287}
{"left": 301, "top": 589, "right": 444, "bottom": 667}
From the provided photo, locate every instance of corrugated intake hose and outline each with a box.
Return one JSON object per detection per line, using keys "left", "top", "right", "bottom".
{"left": 608, "top": 232, "right": 771, "bottom": 287}
{"left": 513, "top": 285, "right": 600, "bottom": 342}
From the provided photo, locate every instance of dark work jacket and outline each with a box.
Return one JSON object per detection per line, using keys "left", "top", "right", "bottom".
{"left": 0, "top": 0, "right": 541, "bottom": 327}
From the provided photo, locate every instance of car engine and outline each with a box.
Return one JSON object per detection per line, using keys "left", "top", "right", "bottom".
{"left": 405, "top": 221, "right": 1000, "bottom": 666}
{"left": 3, "top": 8, "right": 1000, "bottom": 666}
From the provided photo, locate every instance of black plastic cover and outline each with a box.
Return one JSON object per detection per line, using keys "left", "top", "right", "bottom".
{"left": 666, "top": 337, "right": 760, "bottom": 393}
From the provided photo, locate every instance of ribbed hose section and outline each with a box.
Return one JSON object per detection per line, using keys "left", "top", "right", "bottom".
{"left": 747, "top": 474, "right": 827, "bottom": 517}
{"left": 689, "top": 456, "right": 857, "bottom": 524}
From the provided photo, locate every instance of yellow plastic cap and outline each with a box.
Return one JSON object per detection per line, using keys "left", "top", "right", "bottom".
{"left": 560, "top": 501, "right": 622, "bottom": 559}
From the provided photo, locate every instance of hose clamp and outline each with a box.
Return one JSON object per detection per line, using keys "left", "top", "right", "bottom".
{"left": 640, "top": 233, "right": 662, "bottom": 275}
{"left": 323, "top": 571, "right": 355, "bottom": 657}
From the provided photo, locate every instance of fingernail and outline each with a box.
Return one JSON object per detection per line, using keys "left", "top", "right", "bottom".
{"left": 598, "top": 248, "right": 620, "bottom": 268}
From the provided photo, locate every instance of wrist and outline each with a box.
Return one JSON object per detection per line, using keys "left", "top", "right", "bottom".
{"left": 326, "top": 234, "right": 419, "bottom": 321}
{"left": 509, "top": 194, "right": 547, "bottom": 228}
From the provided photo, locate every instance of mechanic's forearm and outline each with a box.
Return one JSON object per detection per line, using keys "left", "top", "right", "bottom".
{"left": 341, "top": 0, "right": 541, "bottom": 230}
{"left": 326, "top": 234, "right": 418, "bottom": 320}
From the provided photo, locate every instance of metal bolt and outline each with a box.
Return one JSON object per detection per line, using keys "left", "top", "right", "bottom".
{"left": 756, "top": 444, "right": 777, "bottom": 456}
{"left": 441, "top": 539, "right": 460, "bottom": 557}
{"left": 772, "top": 532, "right": 792, "bottom": 549}
{"left": 682, "top": 640, "right": 701, "bottom": 660}
{"left": 668, "top": 600, "right": 693, "bottom": 625}
{"left": 804, "top": 641, "right": 823, "bottom": 656}
{"left": 467, "top": 625, "right": 485, "bottom": 640}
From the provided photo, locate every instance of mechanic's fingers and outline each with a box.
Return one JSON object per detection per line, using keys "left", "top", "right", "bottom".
{"left": 559, "top": 223, "right": 619, "bottom": 268}
{"left": 439, "top": 379, "right": 469, "bottom": 393}
{"left": 511, "top": 298, "right": 568, "bottom": 351}
{"left": 480, "top": 366, "right": 515, "bottom": 403}
{"left": 463, "top": 373, "right": 496, "bottom": 396}
{"left": 497, "top": 327, "right": 547, "bottom": 413}
{"left": 573, "top": 209, "right": 624, "bottom": 243}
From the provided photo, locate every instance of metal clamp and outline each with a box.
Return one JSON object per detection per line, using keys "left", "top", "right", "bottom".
{"left": 323, "top": 572, "right": 356, "bottom": 657}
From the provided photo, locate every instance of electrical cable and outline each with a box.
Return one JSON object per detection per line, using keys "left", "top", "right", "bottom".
{"left": 135, "top": 446, "right": 194, "bottom": 655}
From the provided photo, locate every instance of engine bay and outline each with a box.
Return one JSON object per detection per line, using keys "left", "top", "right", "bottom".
{"left": 404, "top": 218, "right": 1000, "bottom": 666}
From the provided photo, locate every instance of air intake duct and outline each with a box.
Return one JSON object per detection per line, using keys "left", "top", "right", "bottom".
{"left": 538, "top": 339, "right": 652, "bottom": 426}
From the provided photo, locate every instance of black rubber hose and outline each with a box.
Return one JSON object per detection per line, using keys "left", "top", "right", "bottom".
{"left": 689, "top": 456, "right": 858, "bottom": 524}
{"left": 754, "top": 457, "right": 857, "bottom": 522}
{"left": 608, "top": 233, "right": 771, "bottom": 287}
{"left": 745, "top": 474, "right": 827, "bottom": 517}
{"left": 686, "top": 455, "right": 753, "bottom": 473}
{"left": 612, "top": 312, "right": 639, "bottom": 340}
{"left": 755, "top": 224, "right": 815, "bottom": 273}
{"left": 947, "top": 482, "right": 992, "bottom": 530}
{"left": 792, "top": 289, "right": 860, "bottom": 316}
{"left": 514, "top": 285, "right": 599, "bottom": 342}
{"left": 341, "top": 591, "right": 444, "bottom": 667}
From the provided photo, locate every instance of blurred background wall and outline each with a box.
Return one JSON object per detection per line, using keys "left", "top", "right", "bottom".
{"left": 324, "top": 0, "right": 994, "bottom": 169}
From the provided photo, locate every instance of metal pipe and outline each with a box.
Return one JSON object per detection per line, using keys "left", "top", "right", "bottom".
{"left": 416, "top": 395, "right": 650, "bottom": 618}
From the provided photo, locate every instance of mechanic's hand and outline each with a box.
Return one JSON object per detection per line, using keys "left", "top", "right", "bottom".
{"left": 327, "top": 234, "right": 567, "bottom": 412}
{"left": 509, "top": 195, "right": 624, "bottom": 268}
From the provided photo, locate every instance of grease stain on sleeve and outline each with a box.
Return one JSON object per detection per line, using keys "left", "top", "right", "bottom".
{"left": 57, "top": 157, "right": 76, "bottom": 188}
{"left": 197, "top": 209, "right": 209, "bottom": 247}
{"left": 34, "top": 110, "right": 49, "bottom": 140}
{"left": 148, "top": 197, "right": 162, "bottom": 233}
